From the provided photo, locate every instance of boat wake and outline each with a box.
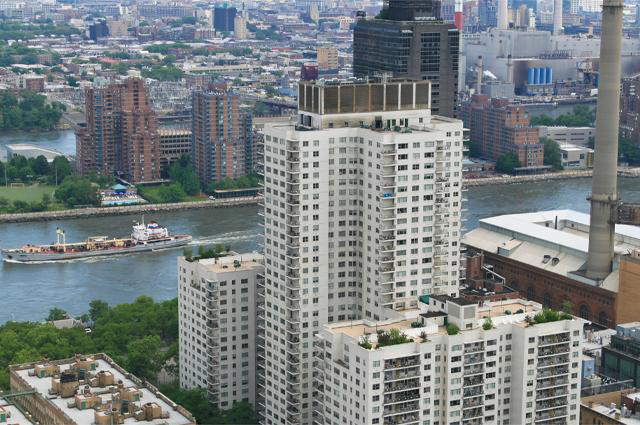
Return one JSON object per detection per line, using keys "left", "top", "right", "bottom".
{"left": 190, "top": 230, "right": 260, "bottom": 246}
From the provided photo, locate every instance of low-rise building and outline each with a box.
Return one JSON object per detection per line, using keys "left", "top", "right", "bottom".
{"left": 178, "top": 252, "right": 263, "bottom": 410}
{"left": 559, "top": 143, "right": 594, "bottom": 168}
{"left": 581, "top": 389, "right": 640, "bottom": 424}
{"left": 9, "top": 353, "right": 195, "bottom": 425}
{"left": 538, "top": 126, "right": 595, "bottom": 147}
{"left": 462, "top": 210, "right": 640, "bottom": 329}
{"left": 314, "top": 297, "right": 583, "bottom": 425}
{"left": 0, "top": 396, "right": 36, "bottom": 424}
{"left": 602, "top": 323, "right": 640, "bottom": 388}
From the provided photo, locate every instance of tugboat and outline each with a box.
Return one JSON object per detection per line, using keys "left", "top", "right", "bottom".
{"left": 1, "top": 219, "right": 192, "bottom": 262}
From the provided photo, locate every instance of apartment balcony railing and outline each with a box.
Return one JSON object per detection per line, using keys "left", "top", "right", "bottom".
{"left": 463, "top": 376, "right": 483, "bottom": 387}
{"left": 463, "top": 408, "right": 483, "bottom": 420}
{"left": 384, "top": 368, "right": 420, "bottom": 381}
{"left": 537, "top": 377, "right": 569, "bottom": 390}
{"left": 537, "top": 366, "right": 569, "bottom": 379}
{"left": 463, "top": 354, "right": 484, "bottom": 365}
{"left": 539, "top": 334, "right": 571, "bottom": 346}
{"left": 463, "top": 396, "right": 483, "bottom": 409}
{"left": 463, "top": 364, "right": 484, "bottom": 376}
{"left": 534, "top": 407, "right": 567, "bottom": 422}
{"left": 538, "top": 346, "right": 570, "bottom": 357}
{"left": 380, "top": 256, "right": 395, "bottom": 263}
{"left": 464, "top": 343, "right": 484, "bottom": 354}
{"left": 536, "top": 396, "right": 568, "bottom": 411}
{"left": 384, "top": 378, "right": 420, "bottom": 393}
{"left": 383, "top": 401, "right": 420, "bottom": 416}
{"left": 380, "top": 243, "right": 395, "bottom": 252}
{"left": 286, "top": 248, "right": 300, "bottom": 258}
{"left": 287, "top": 207, "right": 300, "bottom": 216}
{"left": 287, "top": 154, "right": 300, "bottom": 163}
{"left": 463, "top": 387, "right": 484, "bottom": 398}
{"left": 384, "top": 390, "right": 420, "bottom": 404}
{"left": 383, "top": 412, "right": 419, "bottom": 425}
{"left": 536, "top": 388, "right": 569, "bottom": 400}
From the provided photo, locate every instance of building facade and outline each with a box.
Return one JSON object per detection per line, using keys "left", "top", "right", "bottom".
{"left": 314, "top": 297, "right": 583, "bottom": 425}
{"left": 178, "top": 253, "right": 263, "bottom": 409}
{"left": 353, "top": 0, "right": 460, "bottom": 118}
{"left": 602, "top": 322, "right": 640, "bottom": 388}
{"left": 537, "top": 125, "right": 595, "bottom": 147}
{"left": 158, "top": 128, "right": 192, "bottom": 174}
{"left": 620, "top": 75, "right": 640, "bottom": 148}
{"left": 462, "top": 211, "right": 640, "bottom": 329}
{"left": 258, "top": 79, "right": 464, "bottom": 424}
{"left": 316, "top": 46, "right": 338, "bottom": 72}
{"left": 214, "top": 6, "right": 236, "bottom": 32}
{"left": 191, "top": 90, "right": 253, "bottom": 185}
{"left": 461, "top": 95, "right": 544, "bottom": 168}
{"left": 76, "top": 77, "right": 160, "bottom": 183}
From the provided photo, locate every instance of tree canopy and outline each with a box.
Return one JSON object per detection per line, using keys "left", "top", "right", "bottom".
{"left": 0, "top": 91, "right": 65, "bottom": 131}
{"left": 530, "top": 105, "right": 595, "bottom": 127}
{"left": 495, "top": 152, "right": 522, "bottom": 174}
{"left": 54, "top": 176, "right": 99, "bottom": 207}
{"left": 540, "top": 137, "right": 563, "bottom": 170}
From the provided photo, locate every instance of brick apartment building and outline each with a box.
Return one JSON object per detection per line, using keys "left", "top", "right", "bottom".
{"left": 76, "top": 77, "right": 160, "bottom": 183}
{"left": 620, "top": 74, "right": 640, "bottom": 147}
{"left": 191, "top": 90, "right": 253, "bottom": 185}
{"left": 461, "top": 94, "right": 544, "bottom": 168}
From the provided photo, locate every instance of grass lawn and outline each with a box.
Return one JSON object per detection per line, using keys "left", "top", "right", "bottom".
{"left": 0, "top": 185, "right": 57, "bottom": 203}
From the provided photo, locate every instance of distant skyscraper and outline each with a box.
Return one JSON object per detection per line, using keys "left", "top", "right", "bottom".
{"left": 478, "top": 0, "right": 497, "bottom": 27}
{"left": 88, "top": 19, "right": 109, "bottom": 41}
{"left": 258, "top": 78, "right": 464, "bottom": 424}
{"left": 191, "top": 90, "right": 253, "bottom": 185}
{"left": 353, "top": 0, "right": 460, "bottom": 117}
{"left": 76, "top": 77, "right": 160, "bottom": 183}
{"left": 214, "top": 6, "right": 237, "bottom": 32}
{"left": 234, "top": 14, "right": 247, "bottom": 39}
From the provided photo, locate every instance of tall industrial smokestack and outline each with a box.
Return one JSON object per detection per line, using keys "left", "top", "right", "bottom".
{"left": 476, "top": 56, "right": 483, "bottom": 94}
{"left": 586, "top": 0, "right": 624, "bottom": 280}
{"left": 497, "top": 0, "right": 508, "bottom": 30}
{"left": 553, "top": 0, "right": 563, "bottom": 35}
{"left": 506, "top": 54, "right": 513, "bottom": 83}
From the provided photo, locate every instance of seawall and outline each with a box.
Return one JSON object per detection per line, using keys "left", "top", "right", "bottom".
{"left": 0, "top": 196, "right": 261, "bottom": 224}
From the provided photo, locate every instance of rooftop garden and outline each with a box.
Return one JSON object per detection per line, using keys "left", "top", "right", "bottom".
{"left": 358, "top": 328, "right": 413, "bottom": 349}
{"left": 183, "top": 244, "right": 229, "bottom": 262}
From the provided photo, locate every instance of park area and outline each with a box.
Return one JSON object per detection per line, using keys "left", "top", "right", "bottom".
{"left": 0, "top": 184, "right": 56, "bottom": 202}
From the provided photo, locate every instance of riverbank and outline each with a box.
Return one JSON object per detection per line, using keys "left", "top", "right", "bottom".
{"left": 0, "top": 196, "right": 260, "bottom": 223}
{"left": 464, "top": 167, "right": 640, "bottom": 187}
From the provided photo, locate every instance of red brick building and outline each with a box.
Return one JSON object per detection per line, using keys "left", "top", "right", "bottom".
{"left": 191, "top": 90, "right": 253, "bottom": 185}
{"left": 461, "top": 95, "right": 544, "bottom": 168}
{"left": 76, "top": 77, "right": 160, "bottom": 183}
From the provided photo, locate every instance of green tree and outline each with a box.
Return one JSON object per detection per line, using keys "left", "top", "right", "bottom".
{"left": 32, "top": 155, "right": 49, "bottom": 175}
{"left": 88, "top": 300, "right": 110, "bottom": 322}
{"left": 124, "top": 335, "right": 163, "bottom": 381}
{"left": 54, "top": 177, "right": 99, "bottom": 207}
{"left": 495, "top": 152, "right": 522, "bottom": 174}
{"left": 50, "top": 156, "right": 72, "bottom": 184}
{"left": 168, "top": 156, "right": 199, "bottom": 195}
{"left": 482, "top": 317, "right": 494, "bottom": 330}
{"left": 46, "top": 307, "right": 68, "bottom": 321}
{"left": 66, "top": 76, "right": 78, "bottom": 87}
{"left": 540, "top": 137, "right": 563, "bottom": 170}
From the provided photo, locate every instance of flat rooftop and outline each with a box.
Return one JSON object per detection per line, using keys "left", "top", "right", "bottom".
{"left": 199, "top": 252, "right": 263, "bottom": 273}
{"left": 589, "top": 402, "right": 640, "bottom": 424}
{"left": 0, "top": 398, "right": 35, "bottom": 424}
{"left": 11, "top": 354, "right": 194, "bottom": 425}
{"left": 327, "top": 298, "right": 544, "bottom": 346}
{"left": 462, "top": 209, "right": 640, "bottom": 290}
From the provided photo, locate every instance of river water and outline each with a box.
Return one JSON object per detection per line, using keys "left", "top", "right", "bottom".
{"left": 1, "top": 131, "right": 639, "bottom": 323}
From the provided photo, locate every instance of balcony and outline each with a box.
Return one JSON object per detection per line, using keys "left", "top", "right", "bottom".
{"left": 463, "top": 387, "right": 484, "bottom": 398}
{"left": 463, "top": 395, "right": 483, "bottom": 409}
{"left": 463, "top": 364, "right": 484, "bottom": 376}
{"left": 287, "top": 323, "right": 301, "bottom": 333}
{"left": 380, "top": 256, "right": 395, "bottom": 264}
{"left": 383, "top": 401, "right": 420, "bottom": 417}
{"left": 536, "top": 396, "right": 568, "bottom": 411}
{"left": 286, "top": 141, "right": 299, "bottom": 152}
{"left": 537, "top": 388, "right": 569, "bottom": 400}
{"left": 464, "top": 343, "right": 484, "bottom": 354}
{"left": 286, "top": 197, "right": 300, "bottom": 206}
{"left": 384, "top": 378, "right": 420, "bottom": 393}
{"left": 381, "top": 198, "right": 395, "bottom": 209}
{"left": 463, "top": 354, "right": 484, "bottom": 365}
{"left": 463, "top": 408, "right": 483, "bottom": 420}
{"left": 384, "top": 368, "right": 420, "bottom": 381}
{"left": 287, "top": 163, "right": 300, "bottom": 174}
{"left": 538, "top": 346, "right": 570, "bottom": 357}
{"left": 381, "top": 147, "right": 396, "bottom": 155}
{"left": 286, "top": 186, "right": 300, "bottom": 195}
{"left": 384, "top": 356, "right": 419, "bottom": 370}
{"left": 537, "top": 377, "right": 569, "bottom": 390}
{"left": 287, "top": 154, "right": 300, "bottom": 163}
{"left": 382, "top": 177, "right": 396, "bottom": 188}
{"left": 538, "top": 354, "right": 569, "bottom": 369}
{"left": 384, "top": 389, "right": 420, "bottom": 404}
{"left": 287, "top": 207, "right": 300, "bottom": 216}
{"left": 287, "top": 176, "right": 299, "bottom": 184}
{"left": 383, "top": 412, "right": 419, "bottom": 425}
{"left": 382, "top": 191, "right": 396, "bottom": 200}
{"left": 463, "top": 376, "right": 483, "bottom": 387}
{"left": 287, "top": 354, "right": 300, "bottom": 364}
{"left": 380, "top": 243, "right": 395, "bottom": 252}
{"left": 539, "top": 334, "right": 570, "bottom": 346}
{"left": 537, "top": 365, "right": 569, "bottom": 379}
{"left": 535, "top": 407, "right": 567, "bottom": 422}
{"left": 286, "top": 248, "right": 300, "bottom": 258}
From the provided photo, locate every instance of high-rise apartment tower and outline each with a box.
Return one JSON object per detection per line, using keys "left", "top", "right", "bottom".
{"left": 353, "top": 0, "right": 460, "bottom": 117}
{"left": 258, "top": 78, "right": 464, "bottom": 424}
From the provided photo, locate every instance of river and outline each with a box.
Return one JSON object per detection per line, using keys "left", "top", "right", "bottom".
{"left": 1, "top": 131, "right": 639, "bottom": 323}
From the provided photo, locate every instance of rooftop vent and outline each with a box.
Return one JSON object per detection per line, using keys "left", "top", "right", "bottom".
{"left": 551, "top": 257, "right": 560, "bottom": 266}
{"left": 542, "top": 255, "right": 551, "bottom": 264}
